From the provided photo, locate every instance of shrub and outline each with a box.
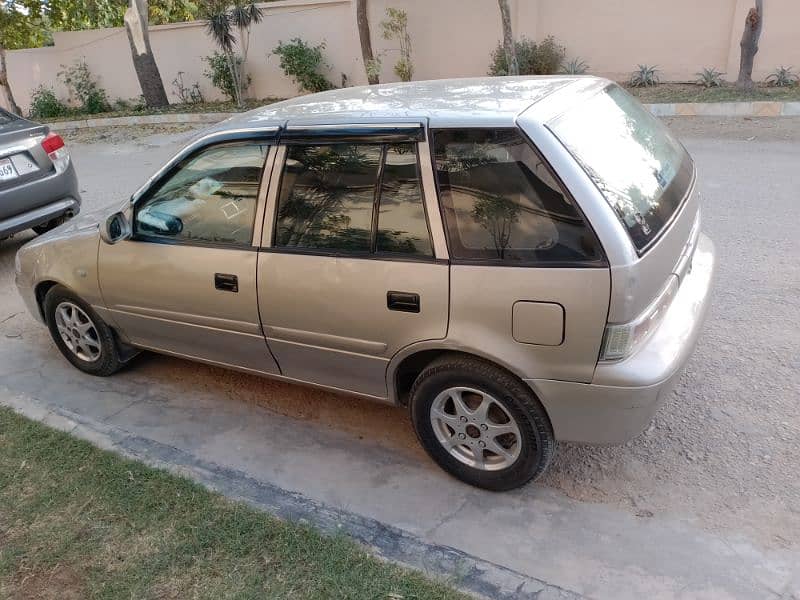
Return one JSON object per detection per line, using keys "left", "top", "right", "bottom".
{"left": 765, "top": 66, "right": 799, "bottom": 87}
{"left": 365, "top": 57, "right": 382, "bottom": 83}
{"left": 695, "top": 67, "right": 724, "bottom": 88}
{"left": 562, "top": 57, "right": 589, "bottom": 75}
{"left": 489, "top": 35, "right": 566, "bottom": 76}
{"left": 112, "top": 97, "right": 147, "bottom": 113}
{"left": 380, "top": 8, "right": 413, "bottom": 82}
{"left": 28, "top": 86, "right": 69, "bottom": 120}
{"left": 58, "top": 59, "right": 110, "bottom": 114}
{"left": 203, "top": 52, "right": 250, "bottom": 102}
{"left": 172, "top": 71, "right": 205, "bottom": 104}
{"left": 629, "top": 64, "right": 660, "bottom": 87}
{"left": 272, "top": 38, "right": 335, "bottom": 93}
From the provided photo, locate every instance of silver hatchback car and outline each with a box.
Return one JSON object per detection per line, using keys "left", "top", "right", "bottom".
{"left": 15, "top": 77, "right": 715, "bottom": 490}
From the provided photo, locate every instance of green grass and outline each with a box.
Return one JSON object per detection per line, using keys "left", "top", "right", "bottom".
{"left": 0, "top": 407, "right": 469, "bottom": 600}
{"left": 43, "top": 98, "right": 283, "bottom": 123}
{"left": 626, "top": 83, "right": 800, "bottom": 103}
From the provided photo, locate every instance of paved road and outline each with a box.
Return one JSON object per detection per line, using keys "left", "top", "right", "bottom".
{"left": 1, "top": 119, "right": 798, "bottom": 599}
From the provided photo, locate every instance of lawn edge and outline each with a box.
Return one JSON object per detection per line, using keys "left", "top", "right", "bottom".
{"left": 0, "top": 389, "right": 583, "bottom": 600}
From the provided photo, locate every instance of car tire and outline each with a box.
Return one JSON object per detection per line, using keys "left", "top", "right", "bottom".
{"left": 44, "top": 285, "right": 124, "bottom": 377}
{"left": 33, "top": 215, "right": 67, "bottom": 235}
{"left": 410, "top": 354, "right": 556, "bottom": 491}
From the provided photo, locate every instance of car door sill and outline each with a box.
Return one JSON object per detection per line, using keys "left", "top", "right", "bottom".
{"left": 132, "top": 343, "right": 394, "bottom": 405}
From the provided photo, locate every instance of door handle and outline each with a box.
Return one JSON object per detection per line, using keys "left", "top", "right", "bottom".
{"left": 215, "top": 273, "right": 239, "bottom": 293}
{"left": 387, "top": 291, "right": 420, "bottom": 313}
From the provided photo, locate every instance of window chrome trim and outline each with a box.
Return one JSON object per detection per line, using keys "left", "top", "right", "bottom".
{"left": 130, "top": 127, "right": 280, "bottom": 205}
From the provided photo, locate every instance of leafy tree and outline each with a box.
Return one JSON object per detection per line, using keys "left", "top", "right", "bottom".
{"left": 19, "top": 0, "right": 198, "bottom": 35}
{"left": 0, "top": 1, "right": 49, "bottom": 114}
{"left": 380, "top": 8, "right": 412, "bottom": 82}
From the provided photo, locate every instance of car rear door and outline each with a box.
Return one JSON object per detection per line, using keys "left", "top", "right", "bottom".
{"left": 256, "top": 124, "right": 449, "bottom": 399}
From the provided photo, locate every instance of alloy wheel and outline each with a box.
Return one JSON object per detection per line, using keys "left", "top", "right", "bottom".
{"left": 429, "top": 386, "right": 523, "bottom": 471}
{"left": 54, "top": 301, "right": 102, "bottom": 363}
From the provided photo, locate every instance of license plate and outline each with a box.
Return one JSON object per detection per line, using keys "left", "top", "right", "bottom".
{"left": 0, "top": 158, "right": 18, "bottom": 182}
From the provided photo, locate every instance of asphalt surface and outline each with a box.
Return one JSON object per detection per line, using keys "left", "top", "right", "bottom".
{"left": 1, "top": 118, "right": 799, "bottom": 598}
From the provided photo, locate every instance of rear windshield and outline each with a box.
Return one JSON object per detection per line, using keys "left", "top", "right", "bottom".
{"left": 548, "top": 84, "right": 693, "bottom": 251}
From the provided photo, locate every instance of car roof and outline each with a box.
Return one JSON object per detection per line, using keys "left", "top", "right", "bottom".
{"left": 215, "top": 75, "right": 605, "bottom": 132}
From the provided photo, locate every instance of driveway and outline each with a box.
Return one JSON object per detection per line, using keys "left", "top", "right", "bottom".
{"left": 1, "top": 118, "right": 799, "bottom": 599}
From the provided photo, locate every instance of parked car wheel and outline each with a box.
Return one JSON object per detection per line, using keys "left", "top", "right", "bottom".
{"left": 44, "top": 285, "right": 124, "bottom": 377}
{"left": 32, "top": 215, "right": 67, "bottom": 235}
{"left": 410, "top": 355, "right": 555, "bottom": 491}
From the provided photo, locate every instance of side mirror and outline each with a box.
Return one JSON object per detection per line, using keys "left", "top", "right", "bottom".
{"left": 100, "top": 211, "right": 132, "bottom": 244}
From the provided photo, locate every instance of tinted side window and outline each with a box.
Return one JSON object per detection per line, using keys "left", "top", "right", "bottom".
{"left": 135, "top": 142, "right": 267, "bottom": 246}
{"left": 275, "top": 142, "right": 432, "bottom": 257}
{"left": 376, "top": 143, "right": 432, "bottom": 256}
{"left": 275, "top": 144, "right": 380, "bottom": 252}
{"left": 432, "top": 128, "right": 603, "bottom": 264}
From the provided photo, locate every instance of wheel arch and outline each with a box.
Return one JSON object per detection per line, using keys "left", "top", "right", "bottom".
{"left": 387, "top": 343, "right": 537, "bottom": 407}
{"left": 35, "top": 279, "right": 66, "bottom": 321}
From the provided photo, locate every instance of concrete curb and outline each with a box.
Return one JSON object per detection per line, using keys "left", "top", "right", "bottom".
{"left": 47, "top": 112, "right": 236, "bottom": 130}
{"left": 648, "top": 100, "right": 800, "bottom": 117}
{"left": 44, "top": 100, "right": 800, "bottom": 130}
{"left": 0, "top": 391, "right": 583, "bottom": 600}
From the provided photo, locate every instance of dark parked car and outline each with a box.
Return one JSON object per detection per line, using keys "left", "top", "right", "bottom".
{"left": 0, "top": 108, "right": 80, "bottom": 239}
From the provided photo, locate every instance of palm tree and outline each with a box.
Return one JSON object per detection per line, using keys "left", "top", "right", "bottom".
{"left": 202, "top": 0, "right": 262, "bottom": 108}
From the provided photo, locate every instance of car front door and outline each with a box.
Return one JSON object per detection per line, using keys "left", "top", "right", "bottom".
{"left": 98, "top": 138, "right": 281, "bottom": 375}
{"left": 256, "top": 125, "right": 449, "bottom": 398}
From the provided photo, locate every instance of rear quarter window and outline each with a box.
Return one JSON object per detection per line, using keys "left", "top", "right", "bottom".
{"left": 548, "top": 84, "right": 694, "bottom": 252}
{"left": 431, "top": 128, "right": 604, "bottom": 265}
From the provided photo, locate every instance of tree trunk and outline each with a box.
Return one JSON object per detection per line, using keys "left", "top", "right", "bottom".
{"left": 0, "top": 45, "right": 21, "bottom": 115}
{"left": 356, "top": 0, "right": 379, "bottom": 84}
{"left": 226, "top": 51, "right": 243, "bottom": 108}
{"left": 124, "top": 0, "right": 169, "bottom": 107}
{"left": 736, "top": 0, "right": 764, "bottom": 90}
{"left": 498, "top": 0, "right": 518, "bottom": 76}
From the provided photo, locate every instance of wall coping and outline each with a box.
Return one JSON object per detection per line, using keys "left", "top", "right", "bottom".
{"left": 47, "top": 101, "right": 800, "bottom": 131}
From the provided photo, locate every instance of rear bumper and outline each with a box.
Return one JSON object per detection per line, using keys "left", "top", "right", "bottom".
{"left": 528, "top": 233, "right": 716, "bottom": 444}
{"left": 0, "top": 163, "right": 81, "bottom": 237}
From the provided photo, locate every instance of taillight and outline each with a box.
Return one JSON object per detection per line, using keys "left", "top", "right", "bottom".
{"left": 41, "top": 132, "right": 70, "bottom": 172}
{"left": 599, "top": 276, "right": 679, "bottom": 361}
{"left": 41, "top": 132, "right": 64, "bottom": 154}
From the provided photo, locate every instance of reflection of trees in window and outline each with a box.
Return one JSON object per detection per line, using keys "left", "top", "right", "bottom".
{"left": 276, "top": 142, "right": 432, "bottom": 256}
{"left": 277, "top": 144, "right": 379, "bottom": 251}
{"left": 376, "top": 143, "right": 432, "bottom": 256}
{"left": 433, "top": 128, "right": 603, "bottom": 263}
{"left": 471, "top": 192, "right": 520, "bottom": 258}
